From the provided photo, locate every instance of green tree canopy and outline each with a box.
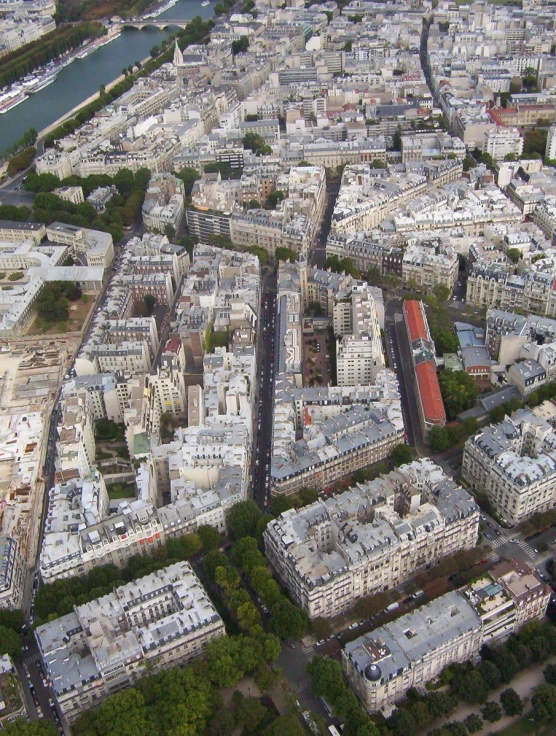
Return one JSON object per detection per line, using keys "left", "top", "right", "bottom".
{"left": 269, "top": 599, "right": 307, "bottom": 640}
{"left": 228, "top": 500, "right": 262, "bottom": 540}
{"left": 391, "top": 444, "right": 412, "bottom": 466}
{"left": 500, "top": 687, "right": 523, "bottom": 716}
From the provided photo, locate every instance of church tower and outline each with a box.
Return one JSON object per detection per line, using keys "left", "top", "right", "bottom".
{"left": 173, "top": 40, "right": 184, "bottom": 67}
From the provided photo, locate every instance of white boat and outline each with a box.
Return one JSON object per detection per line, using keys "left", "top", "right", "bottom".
{"left": 31, "top": 74, "right": 58, "bottom": 93}
{"left": 0, "top": 89, "right": 28, "bottom": 114}
{"left": 201, "top": 1, "right": 210, "bottom": 7}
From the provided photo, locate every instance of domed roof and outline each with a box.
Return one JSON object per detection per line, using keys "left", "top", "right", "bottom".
{"left": 364, "top": 664, "right": 382, "bottom": 681}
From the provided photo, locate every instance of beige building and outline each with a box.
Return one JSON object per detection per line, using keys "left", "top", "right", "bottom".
{"left": 0, "top": 221, "right": 45, "bottom": 246}
{"left": 462, "top": 408, "right": 556, "bottom": 525}
{"left": 36, "top": 562, "right": 224, "bottom": 722}
{"left": 343, "top": 561, "right": 550, "bottom": 714}
{"left": 264, "top": 460, "right": 479, "bottom": 619}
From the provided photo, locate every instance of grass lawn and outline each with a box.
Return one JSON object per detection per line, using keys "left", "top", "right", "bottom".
{"left": 107, "top": 483, "right": 135, "bottom": 500}
{"left": 498, "top": 715, "right": 556, "bottom": 736}
{"left": 27, "top": 294, "right": 96, "bottom": 335}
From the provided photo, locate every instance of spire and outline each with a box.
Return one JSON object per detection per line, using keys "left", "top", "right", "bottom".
{"left": 173, "top": 40, "right": 184, "bottom": 67}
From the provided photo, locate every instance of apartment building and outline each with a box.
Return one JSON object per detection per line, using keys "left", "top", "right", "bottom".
{"left": 403, "top": 301, "right": 446, "bottom": 438}
{"left": 264, "top": 459, "right": 479, "bottom": 619}
{"left": 402, "top": 241, "right": 459, "bottom": 295}
{"left": 271, "top": 261, "right": 403, "bottom": 496}
{"left": 0, "top": 536, "right": 26, "bottom": 610}
{"left": 343, "top": 561, "right": 550, "bottom": 713}
{"left": 35, "top": 562, "right": 224, "bottom": 722}
{"left": 462, "top": 408, "right": 556, "bottom": 525}
{"left": 142, "top": 174, "right": 186, "bottom": 234}
{"left": 483, "top": 127, "right": 524, "bottom": 162}
{"left": 400, "top": 132, "right": 466, "bottom": 163}
{"left": 334, "top": 284, "right": 385, "bottom": 386}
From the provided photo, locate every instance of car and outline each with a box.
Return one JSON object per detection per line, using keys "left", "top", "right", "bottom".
{"left": 510, "top": 539, "right": 519, "bottom": 544}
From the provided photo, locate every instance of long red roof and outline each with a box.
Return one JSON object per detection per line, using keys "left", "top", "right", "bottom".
{"left": 404, "top": 300, "right": 428, "bottom": 342}
{"left": 415, "top": 361, "right": 446, "bottom": 423}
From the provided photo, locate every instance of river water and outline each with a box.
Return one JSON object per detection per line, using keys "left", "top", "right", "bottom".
{"left": 0, "top": 0, "right": 214, "bottom": 153}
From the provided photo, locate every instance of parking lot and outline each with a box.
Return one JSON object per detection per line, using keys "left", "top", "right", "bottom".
{"left": 303, "top": 332, "right": 330, "bottom": 387}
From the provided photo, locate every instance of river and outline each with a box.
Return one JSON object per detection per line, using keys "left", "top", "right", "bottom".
{"left": 0, "top": 0, "right": 214, "bottom": 154}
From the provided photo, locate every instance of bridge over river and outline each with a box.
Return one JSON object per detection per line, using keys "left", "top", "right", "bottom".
{"left": 119, "top": 18, "right": 190, "bottom": 29}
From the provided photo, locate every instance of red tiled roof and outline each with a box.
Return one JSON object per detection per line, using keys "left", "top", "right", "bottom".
{"left": 165, "top": 335, "right": 181, "bottom": 354}
{"left": 415, "top": 361, "right": 446, "bottom": 423}
{"left": 404, "top": 300, "right": 428, "bottom": 342}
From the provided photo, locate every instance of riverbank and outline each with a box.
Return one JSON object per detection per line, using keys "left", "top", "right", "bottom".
{"left": 36, "top": 51, "right": 151, "bottom": 149}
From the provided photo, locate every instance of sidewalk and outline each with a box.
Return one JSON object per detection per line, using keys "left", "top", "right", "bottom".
{"left": 424, "top": 656, "right": 556, "bottom": 735}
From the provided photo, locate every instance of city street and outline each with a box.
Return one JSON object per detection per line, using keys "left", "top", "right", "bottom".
{"left": 252, "top": 269, "right": 277, "bottom": 510}
{"left": 384, "top": 298, "right": 424, "bottom": 450}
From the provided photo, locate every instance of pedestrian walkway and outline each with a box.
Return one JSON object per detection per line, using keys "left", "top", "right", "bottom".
{"left": 291, "top": 677, "right": 311, "bottom": 694}
{"left": 490, "top": 537, "right": 536, "bottom": 561}
{"left": 424, "top": 656, "right": 556, "bottom": 735}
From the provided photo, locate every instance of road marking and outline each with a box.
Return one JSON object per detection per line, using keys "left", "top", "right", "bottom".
{"left": 292, "top": 677, "right": 311, "bottom": 693}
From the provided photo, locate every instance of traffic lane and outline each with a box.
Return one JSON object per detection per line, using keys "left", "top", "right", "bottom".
{"left": 394, "top": 317, "right": 426, "bottom": 449}
{"left": 0, "top": 189, "right": 35, "bottom": 206}
{"left": 277, "top": 647, "right": 330, "bottom": 721}
{"left": 20, "top": 654, "right": 61, "bottom": 730}
{"left": 385, "top": 318, "right": 415, "bottom": 448}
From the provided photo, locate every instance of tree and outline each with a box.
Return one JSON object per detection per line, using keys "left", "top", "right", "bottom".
{"left": 1, "top": 722, "right": 58, "bottom": 736}
{"left": 306, "top": 301, "right": 323, "bottom": 317}
{"left": 507, "top": 248, "right": 521, "bottom": 264}
{"left": 232, "top": 36, "right": 249, "bottom": 55}
{"left": 197, "top": 525, "right": 221, "bottom": 551}
{"left": 463, "top": 713, "right": 483, "bottom": 733}
{"left": 270, "top": 599, "right": 308, "bottom": 640}
{"left": 481, "top": 701, "right": 502, "bottom": 723}
{"left": 164, "top": 224, "right": 175, "bottom": 241}
{"left": 174, "top": 166, "right": 200, "bottom": 195}
{"left": 544, "top": 662, "right": 556, "bottom": 685}
{"left": 204, "top": 550, "right": 229, "bottom": 580}
{"left": 0, "top": 625, "right": 21, "bottom": 659}
{"left": 310, "top": 617, "right": 332, "bottom": 640}
{"left": 265, "top": 190, "right": 285, "bottom": 209}
{"left": 144, "top": 294, "right": 157, "bottom": 316}
{"left": 532, "top": 683, "right": 556, "bottom": 723}
{"left": 458, "top": 670, "right": 488, "bottom": 705}
{"left": 235, "top": 696, "right": 268, "bottom": 732}
{"left": 389, "top": 709, "right": 417, "bottom": 736}
{"left": 228, "top": 500, "right": 262, "bottom": 540}
{"left": 275, "top": 247, "right": 297, "bottom": 263}
{"left": 209, "top": 707, "right": 235, "bottom": 736}
{"left": 500, "top": 688, "right": 523, "bottom": 716}
{"left": 266, "top": 714, "right": 305, "bottom": 736}
{"left": 439, "top": 370, "right": 480, "bottom": 420}
{"left": 247, "top": 199, "right": 261, "bottom": 209}
{"left": 478, "top": 660, "right": 501, "bottom": 690}
{"left": 391, "top": 444, "right": 412, "bottom": 466}
{"left": 428, "top": 426, "right": 452, "bottom": 453}
{"left": 433, "top": 284, "right": 450, "bottom": 303}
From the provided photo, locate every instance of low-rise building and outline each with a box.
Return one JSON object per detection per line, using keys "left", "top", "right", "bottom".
{"left": 142, "top": 173, "right": 186, "bottom": 233}
{"left": 35, "top": 562, "right": 224, "bottom": 722}
{"left": 264, "top": 459, "right": 478, "bottom": 619}
{"left": 403, "top": 300, "right": 446, "bottom": 438}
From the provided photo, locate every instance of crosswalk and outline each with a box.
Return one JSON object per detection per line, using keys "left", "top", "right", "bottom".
{"left": 291, "top": 677, "right": 311, "bottom": 694}
{"left": 300, "top": 641, "right": 314, "bottom": 658}
{"left": 489, "top": 537, "right": 537, "bottom": 561}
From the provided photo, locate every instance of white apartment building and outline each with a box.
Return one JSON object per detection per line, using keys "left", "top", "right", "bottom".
{"left": 546, "top": 126, "right": 556, "bottom": 161}
{"left": 344, "top": 561, "right": 550, "bottom": 714}
{"left": 0, "top": 536, "right": 26, "bottom": 610}
{"left": 35, "top": 562, "right": 224, "bottom": 722}
{"left": 334, "top": 284, "right": 385, "bottom": 386}
{"left": 462, "top": 408, "right": 556, "bottom": 525}
{"left": 56, "top": 388, "right": 97, "bottom": 480}
{"left": 483, "top": 127, "right": 524, "bottom": 162}
{"left": 264, "top": 459, "right": 479, "bottom": 619}
{"left": 142, "top": 174, "right": 186, "bottom": 233}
